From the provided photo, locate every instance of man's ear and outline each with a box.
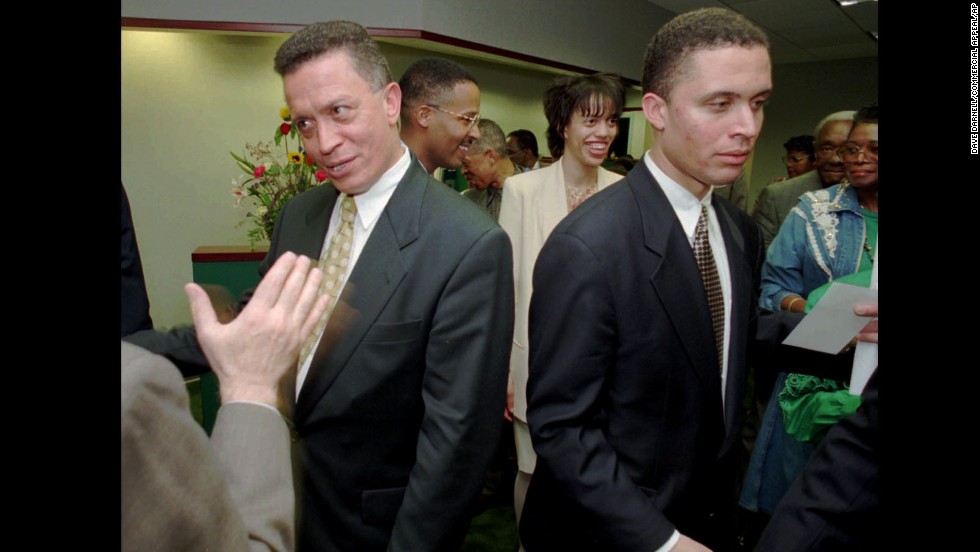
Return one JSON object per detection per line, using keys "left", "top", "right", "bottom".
{"left": 643, "top": 92, "right": 668, "bottom": 132}
{"left": 383, "top": 82, "right": 402, "bottom": 126}
{"left": 485, "top": 149, "right": 498, "bottom": 164}
{"left": 414, "top": 103, "right": 432, "bottom": 128}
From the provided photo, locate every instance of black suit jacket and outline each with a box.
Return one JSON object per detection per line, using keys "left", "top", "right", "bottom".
{"left": 520, "top": 161, "right": 765, "bottom": 551}
{"left": 755, "top": 368, "right": 879, "bottom": 552}
{"left": 121, "top": 183, "right": 153, "bottom": 337}
{"left": 258, "top": 156, "right": 513, "bottom": 552}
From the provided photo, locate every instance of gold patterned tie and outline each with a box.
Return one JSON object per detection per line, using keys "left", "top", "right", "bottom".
{"left": 693, "top": 205, "right": 725, "bottom": 373}
{"left": 298, "top": 195, "right": 357, "bottom": 368}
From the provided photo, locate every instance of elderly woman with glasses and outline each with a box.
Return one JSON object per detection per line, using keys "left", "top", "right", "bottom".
{"left": 497, "top": 72, "right": 625, "bottom": 537}
{"left": 739, "top": 104, "right": 878, "bottom": 525}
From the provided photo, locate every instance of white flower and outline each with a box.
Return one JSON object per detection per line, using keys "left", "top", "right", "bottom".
{"left": 231, "top": 183, "right": 247, "bottom": 207}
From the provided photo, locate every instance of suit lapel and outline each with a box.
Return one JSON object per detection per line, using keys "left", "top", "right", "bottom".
{"left": 291, "top": 186, "right": 338, "bottom": 259}
{"left": 294, "top": 160, "right": 422, "bottom": 422}
{"left": 628, "top": 163, "right": 722, "bottom": 396}
{"left": 542, "top": 162, "right": 567, "bottom": 232}
{"left": 714, "top": 197, "right": 751, "bottom": 440}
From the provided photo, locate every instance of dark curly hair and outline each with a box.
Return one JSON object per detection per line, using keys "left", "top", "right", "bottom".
{"left": 783, "top": 135, "right": 815, "bottom": 159}
{"left": 543, "top": 73, "right": 624, "bottom": 158}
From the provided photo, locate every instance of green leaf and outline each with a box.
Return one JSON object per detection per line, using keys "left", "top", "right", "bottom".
{"left": 230, "top": 151, "right": 254, "bottom": 171}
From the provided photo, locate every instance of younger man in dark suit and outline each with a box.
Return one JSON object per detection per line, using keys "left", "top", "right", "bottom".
{"left": 520, "top": 8, "right": 773, "bottom": 552}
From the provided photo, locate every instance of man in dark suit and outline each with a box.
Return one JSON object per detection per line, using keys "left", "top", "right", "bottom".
{"left": 398, "top": 57, "right": 482, "bottom": 175}
{"left": 272, "top": 21, "right": 513, "bottom": 551}
{"left": 519, "top": 9, "right": 776, "bottom": 552}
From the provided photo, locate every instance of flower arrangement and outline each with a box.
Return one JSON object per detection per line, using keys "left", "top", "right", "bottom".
{"left": 230, "top": 106, "right": 328, "bottom": 248}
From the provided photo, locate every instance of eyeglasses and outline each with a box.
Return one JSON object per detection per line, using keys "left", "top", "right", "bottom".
{"left": 423, "top": 104, "right": 480, "bottom": 131}
{"left": 782, "top": 154, "right": 811, "bottom": 164}
{"left": 815, "top": 144, "right": 842, "bottom": 159}
{"left": 839, "top": 141, "right": 878, "bottom": 162}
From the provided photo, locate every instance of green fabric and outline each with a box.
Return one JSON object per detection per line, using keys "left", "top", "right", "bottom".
{"left": 778, "top": 373, "right": 862, "bottom": 443}
{"left": 859, "top": 207, "right": 877, "bottom": 272}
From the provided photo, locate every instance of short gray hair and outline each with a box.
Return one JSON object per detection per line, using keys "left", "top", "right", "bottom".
{"left": 813, "top": 110, "right": 857, "bottom": 138}
{"left": 274, "top": 20, "right": 392, "bottom": 92}
{"left": 470, "top": 119, "right": 507, "bottom": 157}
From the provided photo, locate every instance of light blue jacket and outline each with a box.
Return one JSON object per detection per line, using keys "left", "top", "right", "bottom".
{"left": 760, "top": 182, "right": 866, "bottom": 312}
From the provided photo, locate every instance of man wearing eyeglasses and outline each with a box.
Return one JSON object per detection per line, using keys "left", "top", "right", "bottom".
{"left": 752, "top": 111, "right": 855, "bottom": 250}
{"left": 780, "top": 135, "right": 815, "bottom": 180}
{"left": 506, "top": 129, "right": 541, "bottom": 172}
{"left": 399, "top": 57, "right": 482, "bottom": 175}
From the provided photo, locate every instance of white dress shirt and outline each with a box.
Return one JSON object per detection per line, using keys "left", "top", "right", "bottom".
{"left": 296, "top": 145, "right": 412, "bottom": 395}
{"left": 643, "top": 153, "right": 735, "bottom": 552}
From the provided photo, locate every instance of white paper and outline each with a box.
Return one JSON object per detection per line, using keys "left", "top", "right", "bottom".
{"left": 782, "top": 283, "right": 879, "bottom": 354}
{"left": 849, "top": 236, "right": 878, "bottom": 396}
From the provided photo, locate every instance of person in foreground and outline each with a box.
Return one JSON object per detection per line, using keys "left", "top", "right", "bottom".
{"left": 121, "top": 252, "right": 329, "bottom": 552}
{"left": 755, "top": 303, "right": 879, "bottom": 552}
{"left": 519, "top": 8, "right": 774, "bottom": 552}
{"left": 275, "top": 21, "right": 513, "bottom": 551}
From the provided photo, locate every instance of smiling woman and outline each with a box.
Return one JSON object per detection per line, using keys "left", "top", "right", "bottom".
{"left": 497, "top": 72, "right": 626, "bottom": 539}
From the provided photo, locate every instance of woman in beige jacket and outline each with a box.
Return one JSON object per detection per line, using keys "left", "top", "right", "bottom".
{"left": 498, "top": 72, "right": 626, "bottom": 535}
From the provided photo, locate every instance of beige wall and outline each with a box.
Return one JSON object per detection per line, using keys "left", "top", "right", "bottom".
{"left": 123, "top": 30, "right": 291, "bottom": 329}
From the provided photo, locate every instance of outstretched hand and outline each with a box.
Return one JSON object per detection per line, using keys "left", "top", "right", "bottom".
{"left": 186, "top": 252, "right": 329, "bottom": 407}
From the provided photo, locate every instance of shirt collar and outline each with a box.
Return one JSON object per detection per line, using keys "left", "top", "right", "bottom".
{"left": 643, "top": 151, "right": 713, "bottom": 240}
{"left": 348, "top": 144, "right": 411, "bottom": 231}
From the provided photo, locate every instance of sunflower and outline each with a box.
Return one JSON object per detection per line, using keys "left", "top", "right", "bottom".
{"left": 288, "top": 152, "right": 303, "bottom": 164}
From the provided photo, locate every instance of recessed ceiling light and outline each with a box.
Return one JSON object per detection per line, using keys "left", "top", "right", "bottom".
{"left": 838, "top": 0, "right": 877, "bottom": 6}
